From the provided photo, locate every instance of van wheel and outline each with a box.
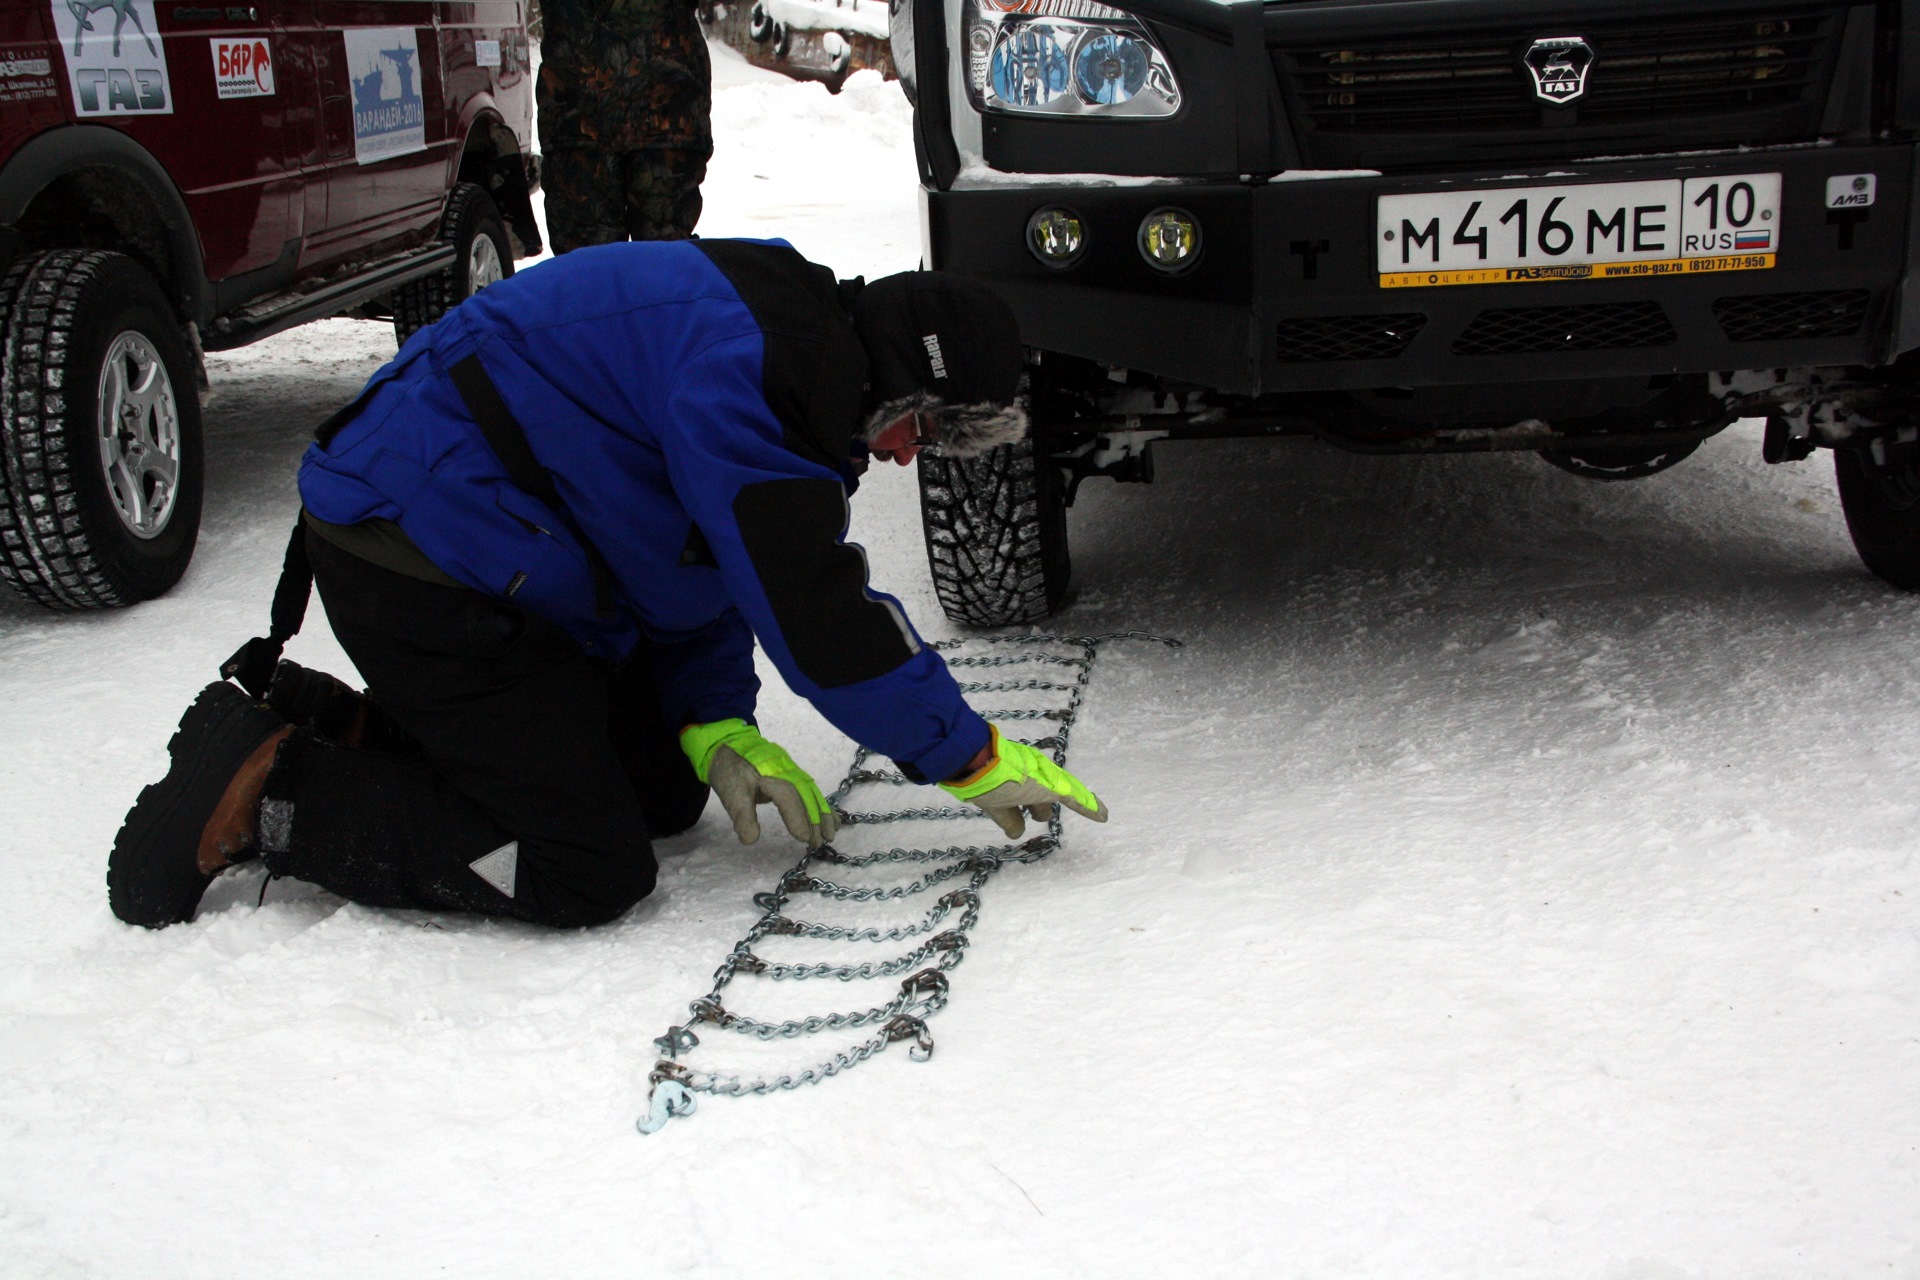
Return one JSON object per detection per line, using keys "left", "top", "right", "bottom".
{"left": 917, "top": 437, "right": 1070, "bottom": 627}
{"left": 393, "top": 184, "right": 513, "bottom": 346}
{"left": 0, "top": 250, "right": 202, "bottom": 609}
{"left": 1835, "top": 440, "right": 1920, "bottom": 589}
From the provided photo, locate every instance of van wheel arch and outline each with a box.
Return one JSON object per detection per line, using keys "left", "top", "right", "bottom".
{"left": 0, "top": 127, "right": 210, "bottom": 327}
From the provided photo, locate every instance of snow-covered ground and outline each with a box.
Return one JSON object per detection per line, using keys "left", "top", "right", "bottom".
{"left": 3, "top": 47, "right": 1918, "bottom": 1280}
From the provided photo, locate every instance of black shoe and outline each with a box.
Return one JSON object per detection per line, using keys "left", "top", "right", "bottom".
{"left": 108, "top": 682, "right": 287, "bottom": 928}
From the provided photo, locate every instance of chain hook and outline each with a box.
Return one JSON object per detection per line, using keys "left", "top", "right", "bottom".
{"left": 636, "top": 1078, "right": 696, "bottom": 1134}
{"left": 884, "top": 1015, "right": 935, "bottom": 1062}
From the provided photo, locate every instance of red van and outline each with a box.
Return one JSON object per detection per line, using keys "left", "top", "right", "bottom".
{"left": 0, "top": 0, "right": 540, "bottom": 609}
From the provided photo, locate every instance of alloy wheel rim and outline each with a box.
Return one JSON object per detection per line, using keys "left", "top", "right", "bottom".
{"left": 468, "top": 235, "right": 504, "bottom": 296}
{"left": 95, "top": 330, "right": 181, "bottom": 540}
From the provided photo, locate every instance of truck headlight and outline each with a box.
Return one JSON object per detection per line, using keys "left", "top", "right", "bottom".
{"left": 967, "top": 0, "right": 1180, "bottom": 119}
{"left": 1073, "top": 32, "right": 1150, "bottom": 105}
{"left": 991, "top": 23, "right": 1072, "bottom": 107}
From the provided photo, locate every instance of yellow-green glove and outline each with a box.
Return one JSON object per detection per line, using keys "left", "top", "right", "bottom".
{"left": 681, "top": 719, "right": 838, "bottom": 848}
{"left": 939, "top": 725, "right": 1108, "bottom": 839}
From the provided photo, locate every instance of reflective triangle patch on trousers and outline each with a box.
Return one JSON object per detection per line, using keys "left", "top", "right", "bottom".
{"left": 470, "top": 841, "right": 519, "bottom": 898}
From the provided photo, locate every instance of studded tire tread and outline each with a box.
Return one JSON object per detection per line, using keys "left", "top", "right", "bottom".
{"left": 0, "top": 249, "right": 202, "bottom": 610}
{"left": 393, "top": 183, "right": 513, "bottom": 347}
{"left": 917, "top": 437, "right": 1069, "bottom": 628}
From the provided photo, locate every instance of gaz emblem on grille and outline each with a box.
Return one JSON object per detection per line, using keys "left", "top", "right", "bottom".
{"left": 1523, "top": 36, "right": 1594, "bottom": 105}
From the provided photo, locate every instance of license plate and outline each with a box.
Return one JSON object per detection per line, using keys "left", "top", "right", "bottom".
{"left": 1377, "top": 174, "right": 1781, "bottom": 288}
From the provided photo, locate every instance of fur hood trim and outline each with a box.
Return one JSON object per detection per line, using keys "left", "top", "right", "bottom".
{"left": 861, "top": 389, "right": 1031, "bottom": 459}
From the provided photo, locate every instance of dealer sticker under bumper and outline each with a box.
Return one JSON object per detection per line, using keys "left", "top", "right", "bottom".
{"left": 1381, "top": 252, "right": 1776, "bottom": 290}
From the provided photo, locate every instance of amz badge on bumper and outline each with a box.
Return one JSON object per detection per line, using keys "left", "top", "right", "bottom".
{"left": 1378, "top": 174, "right": 1782, "bottom": 288}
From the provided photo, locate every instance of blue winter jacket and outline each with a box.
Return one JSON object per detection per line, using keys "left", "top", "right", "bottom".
{"left": 297, "top": 238, "right": 990, "bottom": 784}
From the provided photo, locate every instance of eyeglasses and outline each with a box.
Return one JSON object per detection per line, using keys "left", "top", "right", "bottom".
{"left": 901, "top": 409, "right": 939, "bottom": 449}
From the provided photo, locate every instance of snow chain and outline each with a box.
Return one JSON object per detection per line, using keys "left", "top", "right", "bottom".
{"left": 636, "top": 631, "right": 1180, "bottom": 1134}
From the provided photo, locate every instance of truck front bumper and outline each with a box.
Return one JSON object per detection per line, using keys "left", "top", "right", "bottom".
{"left": 926, "top": 143, "right": 1920, "bottom": 398}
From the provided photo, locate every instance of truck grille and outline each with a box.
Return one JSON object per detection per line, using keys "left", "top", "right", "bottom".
{"left": 1274, "top": 8, "right": 1846, "bottom": 169}
{"left": 1275, "top": 313, "right": 1426, "bottom": 361}
{"left": 1712, "top": 289, "right": 1872, "bottom": 341}
{"left": 1452, "top": 302, "right": 1677, "bottom": 356}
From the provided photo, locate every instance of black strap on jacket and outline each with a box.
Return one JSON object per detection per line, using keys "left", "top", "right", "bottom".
{"left": 221, "top": 354, "right": 619, "bottom": 694}
{"left": 220, "top": 519, "right": 312, "bottom": 699}
{"left": 445, "top": 355, "right": 619, "bottom": 620}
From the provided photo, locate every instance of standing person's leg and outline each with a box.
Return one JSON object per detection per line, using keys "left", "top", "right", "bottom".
{"left": 539, "top": 148, "right": 631, "bottom": 255}
{"left": 617, "top": 0, "right": 710, "bottom": 241}
{"left": 621, "top": 143, "right": 711, "bottom": 241}
{"left": 259, "top": 538, "right": 670, "bottom": 927}
{"left": 536, "top": 16, "right": 632, "bottom": 256}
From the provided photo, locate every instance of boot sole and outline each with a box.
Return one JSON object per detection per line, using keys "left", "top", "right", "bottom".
{"left": 107, "top": 683, "right": 286, "bottom": 928}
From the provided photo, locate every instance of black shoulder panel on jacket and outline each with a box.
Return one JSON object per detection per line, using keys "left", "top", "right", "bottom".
{"left": 693, "top": 239, "right": 870, "bottom": 469}
{"left": 732, "top": 477, "right": 917, "bottom": 689}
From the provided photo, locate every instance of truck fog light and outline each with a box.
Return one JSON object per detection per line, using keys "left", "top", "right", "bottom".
{"left": 1027, "top": 207, "right": 1087, "bottom": 268}
{"left": 1138, "top": 207, "right": 1200, "bottom": 272}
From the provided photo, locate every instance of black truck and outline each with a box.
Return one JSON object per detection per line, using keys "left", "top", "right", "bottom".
{"left": 889, "top": 0, "right": 1920, "bottom": 624}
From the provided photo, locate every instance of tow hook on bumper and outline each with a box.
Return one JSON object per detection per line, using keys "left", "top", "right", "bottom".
{"left": 1712, "top": 369, "right": 1920, "bottom": 464}
{"left": 1054, "top": 427, "right": 1170, "bottom": 504}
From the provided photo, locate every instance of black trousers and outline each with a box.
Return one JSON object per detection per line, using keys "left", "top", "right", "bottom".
{"left": 259, "top": 535, "right": 709, "bottom": 927}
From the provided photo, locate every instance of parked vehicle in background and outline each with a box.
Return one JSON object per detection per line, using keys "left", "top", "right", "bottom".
{"left": 0, "top": 0, "right": 539, "bottom": 610}
{"left": 891, "top": 0, "right": 1920, "bottom": 626}
{"left": 706, "top": 0, "right": 894, "bottom": 90}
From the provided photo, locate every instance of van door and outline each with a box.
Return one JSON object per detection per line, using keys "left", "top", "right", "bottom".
{"left": 291, "top": 0, "right": 451, "bottom": 267}
{"left": 44, "top": 0, "right": 297, "bottom": 283}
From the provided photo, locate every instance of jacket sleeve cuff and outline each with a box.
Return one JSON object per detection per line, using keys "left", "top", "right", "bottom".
{"left": 891, "top": 710, "right": 993, "bottom": 787}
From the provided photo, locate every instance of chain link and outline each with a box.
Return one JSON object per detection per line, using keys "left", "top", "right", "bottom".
{"left": 636, "top": 632, "right": 1180, "bottom": 1133}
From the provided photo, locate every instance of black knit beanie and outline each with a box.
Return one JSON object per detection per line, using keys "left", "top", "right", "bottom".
{"left": 852, "top": 272, "right": 1023, "bottom": 407}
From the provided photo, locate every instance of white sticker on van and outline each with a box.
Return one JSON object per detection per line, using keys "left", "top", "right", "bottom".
{"left": 49, "top": 0, "right": 173, "bottom": 116}
{"left": 343, "top": 27, "right": 426, "bottom": 164}
{"left": 211, "top": 37, "right": 274, "bottom": 98}
{"left": 0, "top": 50, "right": 58, "bottom": 104}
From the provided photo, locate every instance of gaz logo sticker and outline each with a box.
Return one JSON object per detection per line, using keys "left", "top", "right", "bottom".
{"left": 342, "top": 27, "right": 426, "bottom": 165}
{"left": 211, "top": 37, "right": 273, "bottom": 98}
{"left": 48, "top": 0, "right": 172, "bottom": 115}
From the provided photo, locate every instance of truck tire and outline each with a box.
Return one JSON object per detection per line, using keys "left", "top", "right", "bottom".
{"left": 917, "top": 437, "right": 1070, "bottom": 627}
{"left": 1835, "top": 441, "right": 1920, "bottom": 589}
{"left": 0, "top": 250, "right": 203, "bottom": 609}
{"left": 393, "top": 184, "right": 513, "bottom": 346}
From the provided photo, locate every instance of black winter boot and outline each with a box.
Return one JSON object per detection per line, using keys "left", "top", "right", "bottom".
{"left": 108, "top": 683, "right": 289, "bottom": 928}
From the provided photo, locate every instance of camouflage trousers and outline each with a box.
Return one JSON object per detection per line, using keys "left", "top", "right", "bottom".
{"left": 537, "top": 0, "right": 711, "bottom": 253}
{"left": 541, "top": 143, "right": 713, "bottom": 252}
